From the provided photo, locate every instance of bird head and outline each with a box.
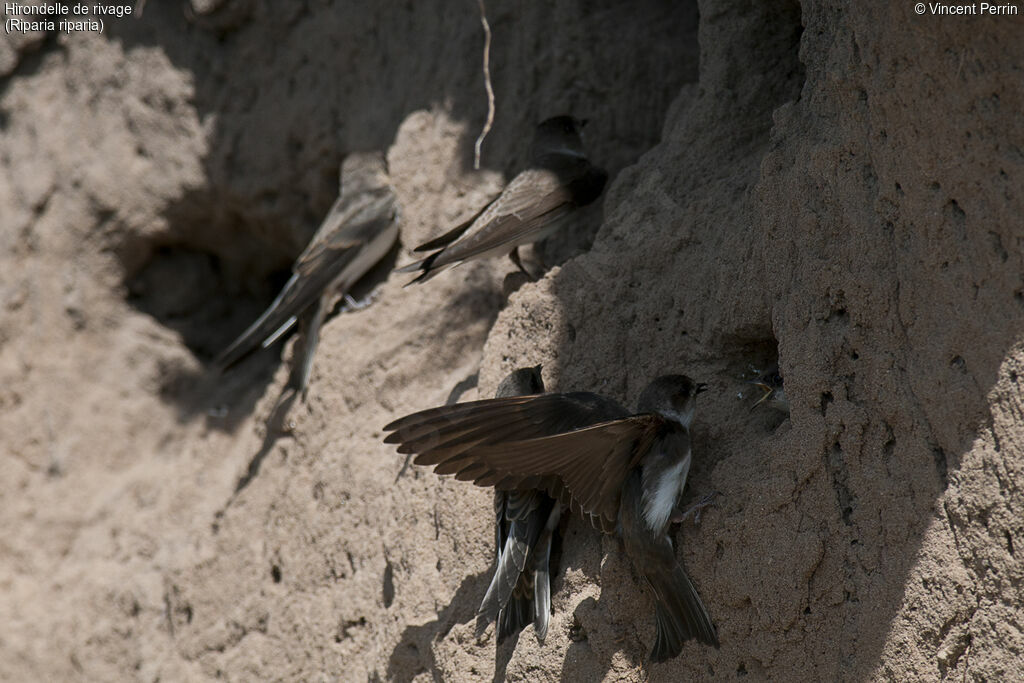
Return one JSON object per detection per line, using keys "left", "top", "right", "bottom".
{"left": 495, "top": 365, "right": 545, "bottom": 398}
{"left": 637, "top": 375, "right": 706, "bottom": 428}
{"left": 747, "top": 368, "right": 787, "bottom": 413}
{"left": 532, "top": 115, "right": 587, "bottom": 159}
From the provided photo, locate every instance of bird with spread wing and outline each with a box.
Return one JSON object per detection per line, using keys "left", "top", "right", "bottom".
{"left": 383, "top": 373, "right": 718, "bottom": 661}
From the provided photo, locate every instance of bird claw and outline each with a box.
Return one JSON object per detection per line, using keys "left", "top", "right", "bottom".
{"left": 341, "top": 290, "right": 377, "bottom": 312}
{"left": 395, "top": 452, "right": 414, "bottom": 482}
{"left": 508, "top": 247, "right": 538, "bottom": 281}
{"left": 671, "top": 492, "right": 718, "bottom": 525}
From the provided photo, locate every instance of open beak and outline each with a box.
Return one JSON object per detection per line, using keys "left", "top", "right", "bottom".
{"left": 696, "top": 382, "right": 708, "bottom": 395}
{"left": 748, "top": 381, "right": 773, "bottom": 411}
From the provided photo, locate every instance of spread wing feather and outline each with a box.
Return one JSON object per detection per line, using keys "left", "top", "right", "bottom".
{"left": 452, "top": 418, "right": 661, "bottom": 529}
{"left": 383, "top": 392, "right": 663, "bottom": 530}
{"left": 384, "top": 392, "right": 625, "bottom": 454}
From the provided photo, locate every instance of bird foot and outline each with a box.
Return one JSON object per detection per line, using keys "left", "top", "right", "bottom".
{"left": 508, "top": 247, "right": 538, "bottom": 282}
{"left": 394, "top": 452, "right": 415, "bottom": 482}
{"left": 671, "top": 492, "right": 718, "bottom": 525}
{"left": 266, "top": 387, "right": 299, "bottom": 433}
{"left": 341, "top": 290, "right": 377, "bottom": 312}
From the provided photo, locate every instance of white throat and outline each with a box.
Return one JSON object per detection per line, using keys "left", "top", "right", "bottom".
{"left": 661, "top": 404, "right": 695, "bottom": 429}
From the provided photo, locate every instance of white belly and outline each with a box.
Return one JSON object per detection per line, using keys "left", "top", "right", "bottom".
{"left": 642, "top": 453, "right": 691, "bottom": 531}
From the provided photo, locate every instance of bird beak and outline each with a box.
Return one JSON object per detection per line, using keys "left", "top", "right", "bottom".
{"left": 578, "top": 118, "right": 590, "bottom": 128}
{"left": 696, "top": 383, "right": 708, "bottom": 394}
{"left": 748, "top": 381, "right": 773, "bottom": 411}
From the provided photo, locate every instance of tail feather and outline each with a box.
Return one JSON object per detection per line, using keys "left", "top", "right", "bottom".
{"left": 496, "top": 575, "right": 534, "bottom": 643}
{"left": 394, "top": 256, "right": 430, "bottom": 274}
{"left": 651, "top": 601, "right": 683, "bottom": 663}
{"left": 482, "top": 492, "right": 558, "bottom": 642}
{"left": 398, "top": 251, "right": 445, "bottom": 286}
{"left": 479, "top": 520, "right": 532, "bottom": 622}
{"left": 288, "top": 297, "right": 328, "bottom": 398}
{"left": 531, "top": 529, "right": 554, "bottom": 642}
{"left": 647, "top": 560, "right": 718, "bottom": 662}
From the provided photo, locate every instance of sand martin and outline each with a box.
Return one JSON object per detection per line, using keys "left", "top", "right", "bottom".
{"left": 482, "top": 366, "right": 561, "bottom": 644}
{"left": 216, "top": 151, "right": 399, "bottom": 394}
{"left": 383, "top": 375, "right": 719, "bottom": 660}
{"left": 396, "top": 115, "right": 607, "bottom": 284}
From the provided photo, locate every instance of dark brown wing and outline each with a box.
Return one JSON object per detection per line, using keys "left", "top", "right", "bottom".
{"left": 383, "top": 392, "right": 662, "bottom": 530}
{"left": 383, "top": 392, "right": 627, "bottom": 455}
{"left": 426, "top": 176, "right": 572, "bottom": 269}
{"left": 216, "top": 189, "right": 397, "bottom": 369}
{"left": 412, "top": 200, "right": 494, "bottom": 252}
{"left": 461, "top": 416, "right": 663, "bottom": 530}
{"left": 295, "top": 189, "right": 398, "bottom": 279}
{"left": 394, "top": 169, "right": 574, "bottom": 281}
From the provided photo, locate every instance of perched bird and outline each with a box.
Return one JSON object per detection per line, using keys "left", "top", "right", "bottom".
{"left": 216, "top": 151, "right": 399, "bottom": 394}
{"left": 484, "top": 366, "right": 560, "bottom": 644}
{"left": 383, "top": 375, "right": 719, "bottom": 661}
{"left": 397, "top": 115, "right": 607, "bottom": 284}
{"left": 748, "top": 364, "right": 788, "bottom": 414}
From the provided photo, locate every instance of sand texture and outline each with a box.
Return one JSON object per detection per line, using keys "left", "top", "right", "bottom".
{"left": 1, "top": 1, "right": 1022, "bottom": 680}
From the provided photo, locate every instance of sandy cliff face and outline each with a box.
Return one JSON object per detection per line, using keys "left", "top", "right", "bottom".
{"left": 1, "top": 1, "right": 1021, "bottom": 680}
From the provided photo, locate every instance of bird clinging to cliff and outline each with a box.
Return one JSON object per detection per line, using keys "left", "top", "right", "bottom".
{"left": 481, "top": 366, "right": 561, "bottom": 644}
{"left": 216, "top": 151, "right": 399, "bottom": 396}
{"left": 383, "top": 374, "right": 719, "bottom": 661}
{"left": 396, "top": 115, "right": 607, "bottom": 284}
